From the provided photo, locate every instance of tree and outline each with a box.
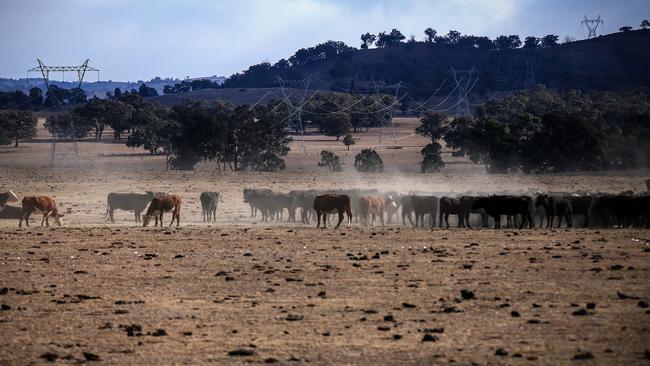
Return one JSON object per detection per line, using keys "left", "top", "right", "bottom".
{"left": 44, "top": 113, "right": 92, "bottom": 140}
{"left": 376, "top": 29, "right": 405, "bottom": 48}
{"left": 523, "top": 36, "right": 540, "bottom": 48}
{"left": 424, "top": 27, "right": 437, "bottom": 42}
{"left": 360, "top": 33, "right": 376, "bottom": 49}
{"left": 641, "top": 19, "right": 650, "bottom": 29}
{"left": 138, "top": 83, "right": 159, "bottom": 97}
{"left": 0, "top": 110, "right": 37, "bottom": 147}
{"left": 494, "top": 35, "right": 522, "bottom": 49}
{"left": 28, "top": 87, "right": 43, "bottom": 108}
{"left": 343, "top": 132, "right": 355, "bottom": 150}
{"left": 74, "top": 98, "right": 134, "bottom": 140}
{"left": 324, "top": 113, "right": 351, "bottom": 140}
{"left": 127, "top": 106, "right": 178, "bottom": 156}
{"left": 540, "top": 34, "right": 559, "bottom": 47}
{"left": 619, "top": 26, "right": 633, "bottom": 32}
{"left": 354, "top": 148, "right": 383, "bottom": 172}
{"left": 415, "top": 113, "right": 447, "bottom": 140}
{"left": 318, "top": 150, "right": 343, "bottom": 171}
{"left": 445, "top": 30, "right": 462, "bottom": 45}
{"left": 421, "top": 143, "right": 444, "bottom": 173}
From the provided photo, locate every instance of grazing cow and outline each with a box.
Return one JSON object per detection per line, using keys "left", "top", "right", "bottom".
{"left": 383, "top": 192, "right": 400, "bottom": 224}
{"left": 200, "top": 192, "right": 220, "bottom": 222}
{"left": 471, "top": 195, "right": 533, "bottom": 229}
{"left": 401, "top": 195, "right": 415, "bottom": 226}
{"left": 535, "top": 194, "right": 573, "bottom": 228}
{"left": 105, "top": 191, "right": 164, "bottom": 223}
{"left": 313, "top": 194, "right": 352, "bottom": 229}
{"left": 359, "top": 196, "right": 395, "bottom": 226}
{"left": 19, "top": 196, "right": 64, "bottom": 227}
{"left": 411, "top": 195, "right": 439, "bottom": 228}
{"left": 143, "top": 195, "right": 182, "bottom": 227}
{"left": 439, "top": 196, "right": 471, "bottom": 228}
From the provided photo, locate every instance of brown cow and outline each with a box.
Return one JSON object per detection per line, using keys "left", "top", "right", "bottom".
{"left": 19, "top": 196, "right": 64, "bottom": 227}
{"left": 313, "top": 194, "right": 352, "bottom": 229}
{"left": 142, "top": 195, "right": 182, "bottom": 227}
{"left": 359, "top": 195, "right": 390, "bottom": 226}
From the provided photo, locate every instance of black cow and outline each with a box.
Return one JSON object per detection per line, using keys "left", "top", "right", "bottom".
{"left": 411, "top": 195, "right": 439, "bottom": 228}
{"left": 290, "top": 190, "right": 317, "bottom": 224}
{"left": 569, "top": 195, "right": 592, "bottom": 228}
{"left": 461, "top": 196, "right": 489, "bottom": 228}
{"left": 401, "top": 195, "right": 415, "bottom": 226}
{"left": 313, "top": 194, "right": 352, "bottom": 229}
{"left": 243, "top": 188, "right": 272, "bottom": 218}
{"left": 105, "top": 191, "right": 164, "bottom": 223}
{"left": 439, "top": 196, "right": 471, "bottom": 228}
{"left": 200, "top": 192, "right": 220, "bottom": 222}
{"left": 0, "top": 205, "right": 22, "bottom": 220}
{"left": 471, "top": 195, "right": 533, "bottom": 229}
{"left": 535, "top": 194, "right": 573, "bottom": 228}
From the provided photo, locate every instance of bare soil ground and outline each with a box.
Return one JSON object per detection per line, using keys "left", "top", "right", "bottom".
{"left": 1, "top": 118, "right": 649, "bottom": 365}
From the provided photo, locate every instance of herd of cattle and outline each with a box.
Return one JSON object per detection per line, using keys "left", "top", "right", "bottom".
{"left": 0, "top": 185, "right": 649, "bottom": 229}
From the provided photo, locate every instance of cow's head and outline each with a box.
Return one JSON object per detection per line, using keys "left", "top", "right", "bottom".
{"left": 534, "top": 194, "right": 548, "bottom": 208}
{"left": 470, "top": 197, "right": 486, "bottom": 210}
{"left": 51, "top": 210, "right": 65, "bottom": 226}
{"left": 142, "top": 213, "right": 152, "bottom": 227}
{"left": 385, "top": 195, "right": 398, "bottom": 209}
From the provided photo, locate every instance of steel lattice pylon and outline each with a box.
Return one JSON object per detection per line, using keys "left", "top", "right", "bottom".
{"left": 450, "top": 67, "right": 475, "bottom": 117}
{"left": 278, "top": 76, "right": 311, "bottom": 155}
{"left": 28, "top": 59, "right": 99, "bottom": 169}
{"left": 582, "top": 15, "right": 604, "bottom": 39}
{"left": 372, "top": 81, "right": 401, "bottom": 145}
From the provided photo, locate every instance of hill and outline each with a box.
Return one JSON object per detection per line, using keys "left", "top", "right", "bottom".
{"left": 222, "top": 29, "right": 650, "bottom": 101}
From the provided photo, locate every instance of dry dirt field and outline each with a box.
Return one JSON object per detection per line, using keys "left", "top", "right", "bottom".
{"left": 1, "top": 118, "right": 649, "bottom": 365}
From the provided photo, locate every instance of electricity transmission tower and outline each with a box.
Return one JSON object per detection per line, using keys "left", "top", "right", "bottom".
{"left": 522, "top": 49, "right": 538, "bottom": 89}
{"left": 278, "top": 76, "right": 311, "bottom": 154}
{"left": 372, "top": 81, "right": 402, "bottom": 145}
{"left": 582, "top": 15, "right": 604, "bottom": 39}
{"left": 28, "top": 59, "right": 99, "bottom": 169}
{"left": 450, "top": 67, "right": 475, "bottom": 117}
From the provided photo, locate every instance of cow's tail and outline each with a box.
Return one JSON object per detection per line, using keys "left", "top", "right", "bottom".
{"left": 104, "top": 197, "right": 110, "bottom": 221}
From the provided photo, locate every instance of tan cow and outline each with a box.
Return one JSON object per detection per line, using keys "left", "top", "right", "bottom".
{"left": 313, "top": 194, "right": 352, "bottom": 229}
{"left": 19, "top": 196, "right": 64, "bottom": 227}
{"left": 142, "top": 195, "right": 182, "bottom": 227}
{"left": 359, "top": 196, "right": 397, "bottom": 226}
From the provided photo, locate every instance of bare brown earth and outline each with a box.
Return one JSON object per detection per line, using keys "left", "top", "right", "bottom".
{"left": 0, "top": 118, "right": 649, "bottom": 365}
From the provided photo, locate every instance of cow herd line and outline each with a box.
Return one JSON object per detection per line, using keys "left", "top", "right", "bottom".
{"left": 243, "top": 188, "right": 650, "bottom": 230}
{"left": 1, "top": 186, "right": 649, "bottom": 229}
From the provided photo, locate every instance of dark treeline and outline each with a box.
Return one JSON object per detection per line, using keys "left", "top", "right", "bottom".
{"left": 417, "top": 87, "right": 650, "bottom": 173}
{"left": 41, "top": 94, "right": 292, "bottom": 171}
{"left": 223, "top": 26, "right": 650, "bottom": 98}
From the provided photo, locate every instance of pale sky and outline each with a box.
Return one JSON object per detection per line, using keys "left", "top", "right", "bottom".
{"left": 0, "top": 0, "right": 647, "bottom": 81}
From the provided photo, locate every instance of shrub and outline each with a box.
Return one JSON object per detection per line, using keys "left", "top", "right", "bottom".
{"left": 354, "top": 148, "right": 383, "bottom": 172}
{"left": 318, "top": 150, "right": 343, "bottom": 171}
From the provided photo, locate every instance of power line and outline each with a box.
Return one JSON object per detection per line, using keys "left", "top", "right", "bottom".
{"left": 581, "top": 15, "right": 604, "bottom": 39}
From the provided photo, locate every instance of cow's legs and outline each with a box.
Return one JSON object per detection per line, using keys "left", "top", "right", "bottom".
{"left": 110, "top": 209, "right": 116, "bottom": 223}
{"left": 41, "top": 213, "right": 48, "bottom": 227}
{"left": 335, "top": 211, "right": 344, "bottom": 229}
{"left": 380, "top": 210, "right": 385, "bottom": 227}
{"left": 316, "top": 211, "right": 321, "bottom": 228}
{"left": 323, "top": 213, "right": 327, "bottom": 228}
{"left": 19, "top": 211, "right": 27, "bottom": 227}
{"left": 566, "top": 213, "right": 572, "bottom": 228}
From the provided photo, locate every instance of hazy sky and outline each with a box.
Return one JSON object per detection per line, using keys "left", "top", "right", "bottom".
{"left": 0, "top": 0, "right": 647, "bottom": 81}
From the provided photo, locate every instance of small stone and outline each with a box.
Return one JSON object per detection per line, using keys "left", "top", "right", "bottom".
{"left": 495, "top": 348, "right": 508, "bottom": 356}
{"left": 421, "top": 334, "right": 438, "bottom": 342}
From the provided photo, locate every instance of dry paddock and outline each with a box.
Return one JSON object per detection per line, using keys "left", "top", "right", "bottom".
{"left": 1, "top": 225, "right": 649, "bottom": 365}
